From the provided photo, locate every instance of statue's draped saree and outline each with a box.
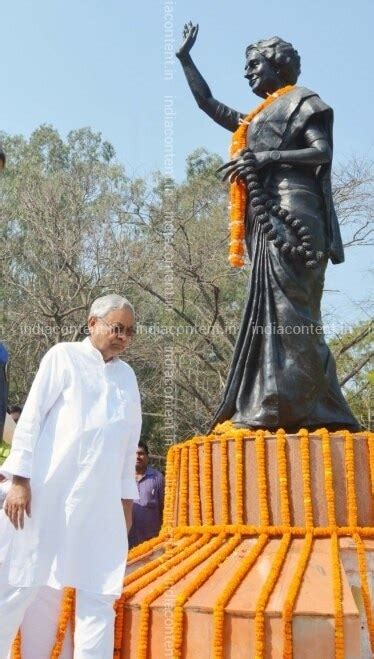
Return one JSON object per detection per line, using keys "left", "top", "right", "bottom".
{"left": 213, "top": 87, "right": 359, "bottom": 431}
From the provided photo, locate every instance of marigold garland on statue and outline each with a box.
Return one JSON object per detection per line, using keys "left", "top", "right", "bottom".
{"left": 228, "top": 85, "right": 294, "bottom": 267}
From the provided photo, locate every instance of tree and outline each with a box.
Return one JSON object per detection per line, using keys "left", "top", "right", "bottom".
{"left": 1, "top": 132, "right": 373, "bottom": 450}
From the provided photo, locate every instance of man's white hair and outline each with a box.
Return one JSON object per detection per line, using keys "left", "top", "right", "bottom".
{"left": 88, "top": 294, "right": 134, "bottom": 319}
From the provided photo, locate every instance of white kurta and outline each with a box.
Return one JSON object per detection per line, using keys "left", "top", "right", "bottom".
{"left": 0, "top": 338, "right": 141, "bottom": 596}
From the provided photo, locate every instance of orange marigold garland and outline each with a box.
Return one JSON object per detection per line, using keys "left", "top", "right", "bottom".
{"left": 178, "top": 446, "right": 189, "bottom": 525}
{"left": 172, "top": 532, "right": 242, "bottom": 658}
{"left": 124, "top": 534, "right": 203, "bottom": 601}
{"left": 331, "top": 533, "right": 344, "bottom": 658}
{"left": 353, "top": 532, "right": 374, "bottom": 652}
{"left": 127, "top": 533, "right": 167, "bottom": 563}
{"left": 12, "top": 589, "right": 75, "bottom": 659}
{"left": 298, "top": 429, "right": 313, "bottom": 528}
{"left": 235, "top": 435, "right": 244, "bottom": 524}
{"left": 136, "top": 533, "right": 214, "bottom": 659}
{"left": 321, "top": 428, "right": 337, "bottom": 527}
{"left": 255, "top": 430, "right": 270, "bottom": 526}
{"left": 344, "top": 431, "right": 358, "bottom": 528}
{"left": 50, "top": 587, "right": 75, "bottom": 659}
{"left": 213, "top": 534, "right": 269, "bottom": 659}
{"left": 11, "top": 630, "right": 21, "bottom": 659}
{"left": 162, "top": 445, "right": 176, "bottom": 531}
{"left": 276, "top": 429, "right": 291, "bottom": 526}
{"left": 203, "top": 437, "right": 214, "bottom": 525}
{"left": 254, "top": 533, "right": 291, "bottom": 658}
{"left": 190, "top": 442, "right": 202, "bottom": 525}
{"left": 220, "top": 437, "right": 230, "bottom": 525}
{"left": 125, "top": 534, "right": 197, "bottom": 587}
{"left": 282, "top": 533, "right": 313, "bottom": 659}
{"left": 228, "top": 84, "right": 294, "bottom": 267}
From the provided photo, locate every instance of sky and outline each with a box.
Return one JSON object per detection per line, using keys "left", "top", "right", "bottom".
{"left": 2, "top": 0, "right": 373, "bottom": 328}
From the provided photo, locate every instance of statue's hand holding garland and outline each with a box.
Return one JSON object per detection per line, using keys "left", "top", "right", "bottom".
{"left": 218, "top": 149, "right": 273, "bottom": 183}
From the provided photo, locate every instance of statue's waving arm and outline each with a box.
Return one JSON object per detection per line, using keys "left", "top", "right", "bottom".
{"left": 176, "top": 23, "right": 243, "bottom": 133}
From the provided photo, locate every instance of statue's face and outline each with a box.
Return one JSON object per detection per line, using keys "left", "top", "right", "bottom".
{"left": 244, "top": 49, "right": 281, "bottom": 98}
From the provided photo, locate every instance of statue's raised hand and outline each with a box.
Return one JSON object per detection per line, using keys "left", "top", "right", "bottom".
{"left": 176, "top": 22, "right": 199, "bottom": 60}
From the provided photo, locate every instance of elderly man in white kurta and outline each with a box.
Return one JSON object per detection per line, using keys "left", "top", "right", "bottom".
{"left": 0, "top": 294, "right": 141, "bottom": 658}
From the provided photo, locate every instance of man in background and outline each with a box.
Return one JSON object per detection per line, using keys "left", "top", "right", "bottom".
{"left": 129, "top": 440, "right": 164, "bottom": 548}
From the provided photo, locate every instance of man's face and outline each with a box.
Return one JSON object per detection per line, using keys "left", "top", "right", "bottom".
{"left": 136, "top": 447, "right": 149, "bottom": 471}
{"left": 244, "top": 50, "right": 280, "bottom": 98}
{"left": 88, "top": 307, "right": 135, "bottom": 360}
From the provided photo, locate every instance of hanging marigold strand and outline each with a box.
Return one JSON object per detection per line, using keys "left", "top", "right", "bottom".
{"left": 228, "top": 84, "right": 294, "bottom": 267}
{"left": 255, "top": 430, "right": 270, "bottom": 526}
{"left": 282, "top": 532, "right": 313, "bottom": 659}
{"left": 331, "top": 533, "right": 344, "bottom": 658}
{"left": 124, "top": 534, "right": 203, "bottom": 601}
{"left": 190, "top": 442, "right": 202, "bottom": 525}
{"left": 172, "top": 532, "right": 241, "bottom": 658}
{"left": 353, "top": 532, "right": 374, "bottom": 652}
{"left": 213, "top": 535, "right": 268, "bottom": 659}
{"left": 50, "top": 587, "right": 75, "bottom": 659}
{"left": 321, "top": 429, "right": 337, "bottom": 527}
{"left": 136, "top": 533, "right": 214, "bottom": 659}
{"left": 203, "top": 437, "right": 214, "bottom": 525}
{"left": 298, "top": 429, "right": 314, "bottom": 528}
{"left": 344, "top": 431, "right": 358, "bottom": 528}
{"left": 125, "top": 534, "right": 197, "bottom": 587}
{"left": 114, "top": 595, "right": 126, "bottom": 658}
{"left": 220, "top": 437, "right": 230, "bottom": 524}
{"left": 162, "top": 446, "right": 176, "bottom": 531}
{"left": 178, "top": 446, "right": 189, "bottom": 525}
{"left": 127, "top": 533, "right": 167, "bottom": 563}
{"left": 235, "top": 435, "right": 244, "bottom": 524}
{"left": 254, "top": 534, "right": 292, "bottom": 659}
{"left": 276, "top": 430, "right": 291, "bottom": 526}
{"left": 11, "top": 630, "right": 21, "bottom": 659}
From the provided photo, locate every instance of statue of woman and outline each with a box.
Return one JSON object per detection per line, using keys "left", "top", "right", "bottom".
{"left": 177, "top": 23, "right": 359, "bottom": 432}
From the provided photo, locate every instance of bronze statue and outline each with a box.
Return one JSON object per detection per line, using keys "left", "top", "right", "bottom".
{"left": 177, "top": 23, "right": 359, "bottom": 432}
